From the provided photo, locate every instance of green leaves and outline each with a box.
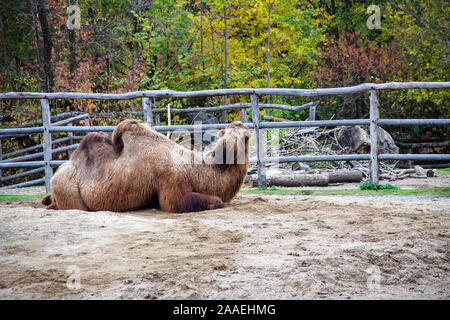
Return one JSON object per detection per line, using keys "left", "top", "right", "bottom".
{"left": 359, "top": 182, "right": 400, "bottom": 191}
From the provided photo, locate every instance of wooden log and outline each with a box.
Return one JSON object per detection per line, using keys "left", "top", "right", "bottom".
{"left": 4, "top": 111, "right": 85, "bottom": 129}
{"left": 248, "top": 173, "right": 329, "bottom": 187}
{"left": 258, "top": 102, "right": 315, "bottom": 111}
{"left": 1, "top": 82, "right": 448, "bottom": 100}
{"left": 397, "top": 163, "right": 449, "bottom": 169}
{"left": 0, "top": 177, "right": 46, "bottom": 190}
{"left": 410, "top": 174, "right": 428, "bottom": 179}
{"left": 152, "top": 102, "right": 315, "bottom": 114}
{"left": 67, "top": 122, "right": 73, "bottom": 157}
{"left": 0, "top": 139, "right": 2, "bottom": 187}
{"left": 167, "top": 104, "right": 171, "bottom": 138}
{"left": 142, "top": 97, "right": 153, "bottom": 127}
{"left": 309, "top": 105, "right": 316, "bottom": 121}
{"left": 52, "top": 113, "right": 89, "bottom": 126}
{"left": 261, "top": 119, "right": 370, "bottom": 128}
{"left": 369, "top": 89, "right": 379, "bottom": 185}
{"left": 378, "top": 119, "right": 450, "bottom": 126}
{"left": 413, "top": 165, "right": 434, "bottom": 177}
{"left": 153, "top": 103, "right": 246, "bottom": 114}
{"left": 243, "top": 174, "right": 252, "bottom": 185}
{"left": 41, "top": 98, "right": 53, "bottom": 193}
{"left": 1, "top": 143, "right": 77, "bottom": 163}
{"left": 1, "top": 167, "right": 45, "bottom": 182}
{"left": 328, "top": 170, "right": 363, "bottom": 183}
{"left": 251, "top": 94, "right": 266, "bottom": 188}
{"left": 242, "top": 107, "right": 248, "bottom": 122}
{"left": 397, "top": 173, "right": 411, "bottom": 180}
{"left": 261, "top": 115, "right": 290, "bottom": 122}
{"left": 396, "top": 141, "right": 448, "bottom": 148}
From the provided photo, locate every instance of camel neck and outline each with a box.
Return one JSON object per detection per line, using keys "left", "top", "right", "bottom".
{"left": 188, "top": 149, "right": 249, "bottom": 202}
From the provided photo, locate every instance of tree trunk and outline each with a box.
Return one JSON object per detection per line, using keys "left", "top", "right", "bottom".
{"left": 0, "top": 14, "right": 11, "bottom": 90}
{"left": 248, "top": 173, "right": 329, "bottom": 187}
{"left": 200, "top": 1, "right": 205, "bottom": 71}
{"left": 330, "top": 0, "right": 339, "bottom": 39}
{"left": 35, "top": 0, "right": 54, "bottom": 92}
{"left": 68, "top": 28, "right": 76, "bottom": 81}
{"left": 267, "top": 1, "right": 273, "bottom": 105}
{"left": 328, "top": 170, "right": 363, "bottom": 183}
{"left": 133, "top": 0, "right": 142, "bottom": 69}
{"left": 223, "top": 6, "right": 228, "bottom": 122}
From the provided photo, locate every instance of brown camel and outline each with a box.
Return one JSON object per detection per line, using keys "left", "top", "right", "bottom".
{"left": 42, "top": 119, "right": 250, "bottom": 213}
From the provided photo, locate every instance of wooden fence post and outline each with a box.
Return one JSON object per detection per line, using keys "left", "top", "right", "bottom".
{"left": 222, "top": 96, "right": 227, "bottom": 123}
{"left": 309, "top": 104, "right": 316, "bottom": 121}
{"left": 0, "top": 138, "right": 2, "bottom": 187}
{"left": 251, "top": 94, "right": 266, "bottom": 188}
{"left": 155, "top": 98, "right": 161, "bottom": 125}
{"left": 142, "top": 97, "right": 153, "bottom": 127}
{"left": 242, "top": 107, "right": 248, "bottom": 123}
{"left": 167, "top": 104, "right": 171, "bottom": 138}
{"left": 41, "top": 98, "right": 53, "bottom": 193}
{"left": 67, "top": 121, "right": 73, "bottom": 157}
{"left": 369, "top": 90, "right": 379, "bottom": 185}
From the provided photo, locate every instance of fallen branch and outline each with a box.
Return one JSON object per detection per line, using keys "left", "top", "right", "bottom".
{"left": 248, "top": 173, "right": 329, "bottom": 187}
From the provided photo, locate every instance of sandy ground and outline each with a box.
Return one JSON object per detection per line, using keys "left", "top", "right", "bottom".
{"left": 0, "top": 177, "right": 449, "bottom": 300}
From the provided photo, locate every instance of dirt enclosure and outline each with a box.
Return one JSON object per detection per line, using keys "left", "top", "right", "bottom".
{"left": 0, "top": 179, "right": 449, "bottom": 299}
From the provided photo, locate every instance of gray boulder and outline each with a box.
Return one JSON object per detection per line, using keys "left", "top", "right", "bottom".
{"left": 336, "top": 126, "right": 398, "bottom": 154}
{"left": 186, "top": 111, "right": 218, "bottom": 125}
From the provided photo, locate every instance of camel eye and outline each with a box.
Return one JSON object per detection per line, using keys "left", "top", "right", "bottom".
{"left": 218, "top": 129, "right": 225, "bottom": 137}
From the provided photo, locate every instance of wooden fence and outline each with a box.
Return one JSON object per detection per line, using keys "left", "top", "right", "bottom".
{"left": 1, "top": 81, "right": 449, "bottom": 193}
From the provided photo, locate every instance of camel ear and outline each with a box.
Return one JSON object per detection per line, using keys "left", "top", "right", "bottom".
{"left": 217, "top": 129, "right": 225, "bottom": 138}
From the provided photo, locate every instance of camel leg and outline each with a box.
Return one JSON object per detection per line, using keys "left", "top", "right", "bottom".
{"left": 158, "top": 188, "right": 223, "bottom": 213}
{"left": 41, "top": 194, "right": 58, "bottom": 210}
{"left": 51, "top": 180, "right": 90, "bottom": 211}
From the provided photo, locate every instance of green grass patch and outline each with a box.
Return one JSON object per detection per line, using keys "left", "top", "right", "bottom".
{"left": 0, "top": 194, "right": 46, "bottom": 202}
{"left": 241, "top": 186, "right": 450, "bottom": 197}
{"left": 359, "top": 182, "right": 400, "bottom": 190}
{"left": 436, "top": 168, "right": 450, "bottom": 175}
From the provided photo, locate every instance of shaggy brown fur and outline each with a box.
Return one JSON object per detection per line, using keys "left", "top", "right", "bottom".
{"left": 42, "top": 120, "right": 250, "bottom": 213}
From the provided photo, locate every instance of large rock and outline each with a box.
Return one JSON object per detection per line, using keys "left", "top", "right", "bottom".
{"left": 336, "top": 126, "right": 370, "bottom": 153}
{"left": 185, "top": 111, "right": 218, "bottom": 125}
{"left": 183, "top": 111, "right": 219, "bottom": 150}
{"left": 336, "top": 126, "right": 398, "bottom": 154}
{"left": 377, "top": 127, "right": 399, "bottom": 154}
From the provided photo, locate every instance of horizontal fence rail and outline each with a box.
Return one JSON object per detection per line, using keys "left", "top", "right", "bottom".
{"left": 2, "top": 119, "right": 449, "bottom": 135}
{"left": 2, "top": 153, "right": 449, "bottom": 169}
{"left": 0, "top": 160, "right": 66, "bottom": 169}
{"left": 1, "top": 82, "right": 449, "bottom": 100}
{"left": 1, "top": 81, "right": 449, "bottom": 191}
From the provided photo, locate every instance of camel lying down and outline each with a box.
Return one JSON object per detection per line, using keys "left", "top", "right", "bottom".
{"left": 42, "top": 120, "right": 250, "bottom": 213}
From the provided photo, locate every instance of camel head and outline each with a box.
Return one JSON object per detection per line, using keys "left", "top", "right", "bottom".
{"left": 212, "top": 121, "right": 250, "bottom": 166}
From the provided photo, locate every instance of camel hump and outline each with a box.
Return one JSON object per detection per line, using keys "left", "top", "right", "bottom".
{"left": 70, "top": 131, "right": 117, "bottom": 167}
{"left": 72, "top": 132, "right": 114, "bottom": 156}
{"left": 112, "top": 119, "right": 148, "bottom": 153}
